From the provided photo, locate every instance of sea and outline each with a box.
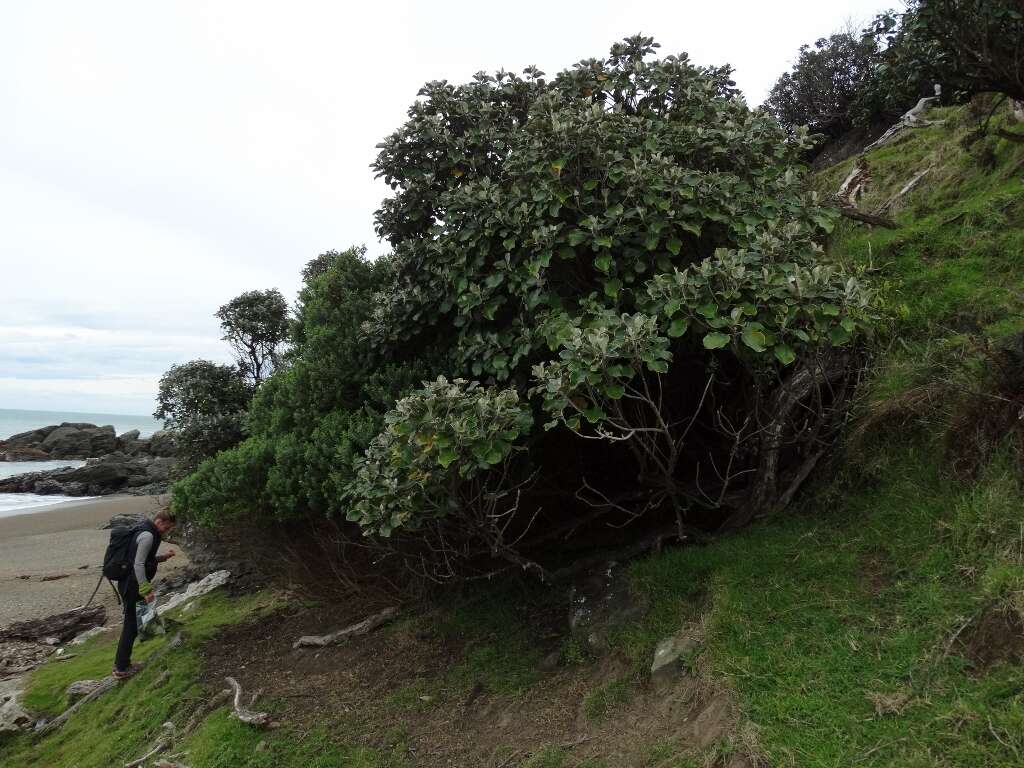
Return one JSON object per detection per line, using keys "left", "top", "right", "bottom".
{"left": 0, "top": 408, "right": 163, "bottom": 518}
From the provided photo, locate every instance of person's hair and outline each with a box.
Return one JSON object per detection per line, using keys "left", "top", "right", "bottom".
{"left": 154, "top": 508, "right": 177, "bottom": 525}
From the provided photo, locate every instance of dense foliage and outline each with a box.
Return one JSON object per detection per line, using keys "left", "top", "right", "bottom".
{"left": 884, "top": 0, "right": 1024, "bottom": 102}
{"left": 765, "top": 32, "right": 888, "bottom": 140}
{"left": 153, "top": 360, "right": 251, "bottom": 470}
{"left": 769, "top": 1, "right": 1024, "bottom": 149}
{"left": 765, "top": 28, "right": 935, "bottom": 143}
{"left": 174, "top": 37, "right": 874, "bottom": 576}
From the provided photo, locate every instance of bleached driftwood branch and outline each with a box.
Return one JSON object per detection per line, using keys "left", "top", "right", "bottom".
{"left": 875, "top": 168, "right": 932, "bottom": 215}
{"left": 838, "top": 156, "right": 871, "bottom": 206}
{"left": 292, "top": 606, "right": 398, "bottom": 649}
{"left": 225, "top": 677, "right": 272, "bottom": 728}
{"left": 864, "top": 85, "right": 945, "bottom": 153}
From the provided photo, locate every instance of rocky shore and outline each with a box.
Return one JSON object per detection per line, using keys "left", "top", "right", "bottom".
{"left": 0, "top": 423, "right": 177, "bottom": 497}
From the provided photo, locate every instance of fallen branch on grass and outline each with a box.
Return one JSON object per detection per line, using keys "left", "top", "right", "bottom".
{"left": 996, "top": 128, "right": 1024, "bottom": 144}
{"left": 226, "top": 677, "right": 272, "bottom": 728}
{"left": 836, "top": 203, "right": 899, "bottom": 229}
{"left": 36, "top": 632, "right": 183, "bottom": 736}
{"left": 292, "top": 606, "right": 399, "bottom": 649}
{"left": 0, "top": 605, "right": 106, "bottom": 644}
{"left": 124, "top": 722, "right": 174, "bottom": 768}
{"left": 837, "top": 156, "right": 871, "bottom": 206}
{"left": 875, "top": 168, "right": 931, "bottom": 216}
{"left": 864, "top": 87, "right": 944, "bottom": 153}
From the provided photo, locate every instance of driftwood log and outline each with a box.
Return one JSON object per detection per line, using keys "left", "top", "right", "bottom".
{"left": 836, "top": 203, "right": 899, "bottom": 229}
{"left": 864, "top": 85, "right": 944, "bottom": 153}
{"left": 36, "top": 632, "right": 183, "bottom": 736}
{"left": 838, "top": 156, "right": 871, "bottom": 206}
{"left": 876, "top": 168, "right": 932, "bottom": 216}
{"left": 0, "top": 606, "right": 106, "bottom": 644}
{"left": 225, "top": 677, "right": 271, "bottom": 727}
{"left": 292, "top": 607, "right": 399, "bottom": 649}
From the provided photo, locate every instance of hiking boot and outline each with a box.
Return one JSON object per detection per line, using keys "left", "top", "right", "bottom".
{"left": 111, "top": 662, "right": 142, "bottom": 680}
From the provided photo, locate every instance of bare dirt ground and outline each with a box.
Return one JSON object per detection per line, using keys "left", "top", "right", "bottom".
{"left": 200, "top": 599, "right": 747, "bottom": 767}
{"left": 0, "top": 496, "right": 190, "bottom": 627}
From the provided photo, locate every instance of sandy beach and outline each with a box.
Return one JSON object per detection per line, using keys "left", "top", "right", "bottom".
{"left": 0, "top": 495, "right": 190, "bottom": 628}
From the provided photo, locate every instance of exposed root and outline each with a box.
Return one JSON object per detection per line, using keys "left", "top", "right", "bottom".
{"left": 226, "top": 677, "right": 272, "bottom": 728}
{"left": 864, "top": 87, "right": 944, "bottom": 153}
{"left": 183, "top": 688, "right": 231, "bottom": 736}
{"left": 293, "top": 606, "right": 399, "bottom": 648}
{"left": 124, "top": 721, "right": 174, "bottom": 767}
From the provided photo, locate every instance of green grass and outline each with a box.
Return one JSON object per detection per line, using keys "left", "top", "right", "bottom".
{"left": 582, "top": 675, "right": 636, "bottom": 721}
{"left": 0, "top": 590, "right": 408, "bottom": 768}
{"left": 818, "top": 106, "right": 1024, "bottom": 341}
{"left": 622, "top": 449, "right": 1024, "bottom": 767}
{"left": 185, "top": 711, "right": 410, "bottom": 768}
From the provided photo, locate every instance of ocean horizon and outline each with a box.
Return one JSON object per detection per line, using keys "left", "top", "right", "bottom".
{"left": 0, "top": 407, "right": 162, "bottom": 515}
{"left": 0, "top": 407, "right": 162, "bottom": 441}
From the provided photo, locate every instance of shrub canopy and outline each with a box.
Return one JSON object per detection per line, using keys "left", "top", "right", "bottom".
{"left": 174, "top": 37, "right": 875, "bottom": 576}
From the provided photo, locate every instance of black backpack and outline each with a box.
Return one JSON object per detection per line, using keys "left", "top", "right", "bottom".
{"left": 102, "top": 525, "right": 138, "bottom": 580}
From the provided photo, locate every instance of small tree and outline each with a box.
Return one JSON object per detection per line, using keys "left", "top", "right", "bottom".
{"left": 154, "top": 360, "right": 250, "bottom": 469}
{"left": 215, "top": 289, "right": 290, "bottom": 385}
{"left": 765, "top": 32, "right": 882, "bottom": 139}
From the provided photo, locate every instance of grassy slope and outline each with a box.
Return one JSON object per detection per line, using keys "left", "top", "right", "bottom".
{"left": 624, "top": 105, "right": 1024, "bottom": 767}
{"left": 0, "top": 591, "right": 409, "bottom": 768}
{"left": 4, "top": 105, "right": 1023, "bottom": 768}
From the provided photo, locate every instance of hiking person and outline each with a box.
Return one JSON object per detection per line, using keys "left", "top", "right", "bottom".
{"left": 112, "top": 509, "right": 177, "bottom": 679}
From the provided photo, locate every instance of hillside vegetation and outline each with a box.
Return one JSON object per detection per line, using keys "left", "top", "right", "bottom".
{"left": 4, "top": 100, "right": 1023, "bottom": 767}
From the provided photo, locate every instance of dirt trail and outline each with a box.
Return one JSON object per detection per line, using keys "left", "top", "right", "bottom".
{"left": 201, "top": 603, "right": 748, "bottom": 767}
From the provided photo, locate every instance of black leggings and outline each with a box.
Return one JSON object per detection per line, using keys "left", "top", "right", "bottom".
{"left": 114, "top": 580, "right": 139, "bottom": 672}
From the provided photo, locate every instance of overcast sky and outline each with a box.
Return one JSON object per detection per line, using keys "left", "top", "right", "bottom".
{"left": 1, "top": 1, "right": 893, "bottom": 416}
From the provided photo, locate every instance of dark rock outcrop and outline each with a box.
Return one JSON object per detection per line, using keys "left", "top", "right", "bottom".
{"left": 0, "top": 453, "right": 176, "bottom": 497}
{"left": 39, "top": 424, "right": 117, "bottom": 458}
{"left": 0, "top": 422, "right": 178, "bottom": 496}
{"left": 0, "top": 422, "right": 175, "bottom": 462}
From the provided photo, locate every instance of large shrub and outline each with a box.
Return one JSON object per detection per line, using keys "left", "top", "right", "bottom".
{"left": 360, "top": 36, "right": 873, "bottom": 559}
{"left": 176, "top": 38, "right": 875, "bottom": 577}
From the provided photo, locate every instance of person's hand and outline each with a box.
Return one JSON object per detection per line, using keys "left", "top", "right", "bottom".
{"left": 144, "top": 592, "right": 156, "bottom": 604}
{"left": 159, "top": 549, "right": 176, "bottom": 563}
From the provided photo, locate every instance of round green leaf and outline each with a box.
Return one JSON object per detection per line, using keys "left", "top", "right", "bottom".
{"left": 773, "top": 344, "right": 796, "bottom": 366}
{"left": 703, "top": 332, "right": 730, "bottom": 349}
